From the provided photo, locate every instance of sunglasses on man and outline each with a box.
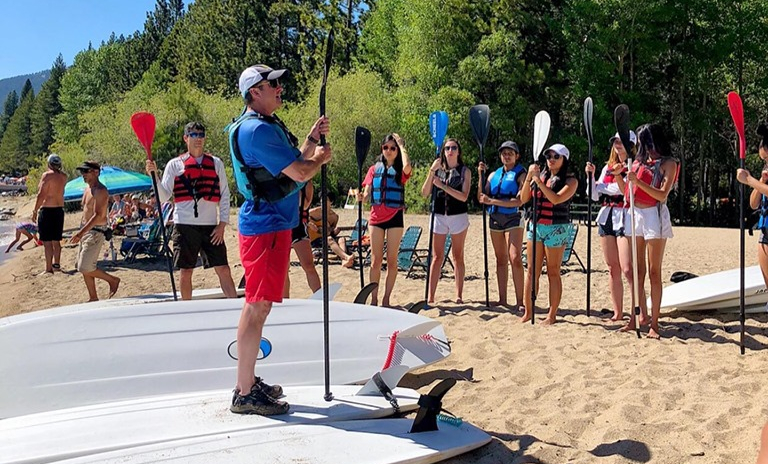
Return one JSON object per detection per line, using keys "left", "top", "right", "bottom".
{"left": 187, "top": 132, "right": 206, "bottom": 139}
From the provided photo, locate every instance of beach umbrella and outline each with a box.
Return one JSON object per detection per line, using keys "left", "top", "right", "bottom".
{"left": 64, "top": 166, "right": 152, "bottom": 201}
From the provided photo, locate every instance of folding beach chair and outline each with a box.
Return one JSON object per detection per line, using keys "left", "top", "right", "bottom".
{"left": 395, "top": 226, "right": 423, "bottom": 272}
{"left": 120, "top": 203, "right": 174, "bottom": 264}
{"left": 406, "top": 234, "right": 455, "bottom": 279}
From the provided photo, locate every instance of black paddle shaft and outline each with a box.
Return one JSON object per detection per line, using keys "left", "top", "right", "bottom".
{"left": 583, "top": 98, "right": 594, "bottom": 318}
{"left": 354, "top": 126, "right": 371, "bottom": 291}
{"left": 469, "top": 105, "right": 491, "bottom": 308}
{"left": 319, "top": 28, "right": 335, "bottom": 402}
{"left": 149, "top": 171, "right": 178, "bottom": 301}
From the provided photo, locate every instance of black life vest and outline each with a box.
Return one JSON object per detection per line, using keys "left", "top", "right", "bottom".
{"left": 434, "top": 165, "right": 467, "bottom": 215}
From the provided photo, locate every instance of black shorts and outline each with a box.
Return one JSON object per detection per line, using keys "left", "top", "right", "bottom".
{"left": 38, "top": 207, "right": 65, "bottom": 241}
{"left": 598, "top": 211, "right": 626, "bottom": 237}
{"left": 489, "top": 212, "right": 522, "bottom": 232}
{"left": 761, "top": 230, "right": 768, "bottom": 245}
{"left": 291, "top": 222, "right": 308, "bottom": 244}
{"left": 172, "top": 223, "right": 228, "bottom": 269}
{"left": 372, "top": 209, "right": 404, "bottom": 230}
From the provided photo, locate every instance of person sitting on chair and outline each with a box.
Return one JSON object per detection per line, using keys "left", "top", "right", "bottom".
{"left": 308, "top": 199, "right": 357, "bottom": 268}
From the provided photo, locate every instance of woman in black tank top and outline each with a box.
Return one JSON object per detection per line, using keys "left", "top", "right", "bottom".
{"left": 420, "top": 138, "right": 471, "bottom": 304}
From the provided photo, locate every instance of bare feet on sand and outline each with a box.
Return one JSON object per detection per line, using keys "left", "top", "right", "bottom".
{"left": 647, "top": 326, "right": 661, "bottom": 339}
{"left": 108, "top": 278, "right": 121, "bottom": 299}
{"left": 520, "top": 313, "right": 532, "bottom": 323}
{"left": 541, "top": 317, "right": 557, "bottom": 325}
{"left": 610, "top": 312, "right": 624, "bottom": 322}
{"left": 342, "top": 256, "right": 355, "bottom": 268}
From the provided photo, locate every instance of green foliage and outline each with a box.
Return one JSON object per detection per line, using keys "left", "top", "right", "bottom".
{"left": 405, "top": 164, "right": 430, "bottom": 213}
{"left": 0, "top": 87, "right": 34, "bottom": 173}
{"left": 0, "top": 90, "right": 18, "bottom": 141}
{"left": 29, "top": 55, "right": 67, "bottom": 157}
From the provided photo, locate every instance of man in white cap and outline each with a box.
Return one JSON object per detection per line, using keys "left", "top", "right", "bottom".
{"left": 32, "top": 154, "right": 67, "bottom": 274}
{"left": 226, "top": 65, "right": 331, "bottom": 415}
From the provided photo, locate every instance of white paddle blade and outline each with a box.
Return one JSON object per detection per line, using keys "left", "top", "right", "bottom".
{"left": 533, "top": 110, "right": 551, "bottom": 160}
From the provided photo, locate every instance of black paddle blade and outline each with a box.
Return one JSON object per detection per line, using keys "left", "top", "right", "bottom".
{"left": 469, "top": 104, "right": 491, "bottom": 148}
{"left": 354, "top": 126, "right": 371, "bottom": 168}
{"left": 318, "top": 29, "right": 335, "bottom": 145}
{"left": 353, "top": 282, "right": 378, "bottom": 305}
{"left": 613, "top": 104, "right": 632, "bottom": 158}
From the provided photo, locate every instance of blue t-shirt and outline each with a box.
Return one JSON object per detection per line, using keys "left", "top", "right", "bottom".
{"left": 236, "top": 114, "right": 301, "bottom": 236}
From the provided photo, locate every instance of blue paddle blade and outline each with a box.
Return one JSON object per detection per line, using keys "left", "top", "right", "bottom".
{"left": 429, "top": 111, "right": 449, "bottom": 153}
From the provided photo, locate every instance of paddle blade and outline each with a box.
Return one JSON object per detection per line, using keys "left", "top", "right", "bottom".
{"left": 728, "top": 91, "right": 746, "bottom": 160}
{"left": 532, "top": 110, "right": 551, "bottom": 161}
{"left": 469, "top": 104, "right": 490, "bottom": 148}
{"left": 354, "top": 126, "right": 371, "bottom": 168}
{"left": 130, "top": 112, "right": 156, "bottom": 160}
{"left": 583, "top": 97, "right": 594, "bottom": 148}
{"left": 429, "top": 111, "right": 449, "bottom": 153}
{"left": 613, "top": 104, "right": 633, "bottom": 157}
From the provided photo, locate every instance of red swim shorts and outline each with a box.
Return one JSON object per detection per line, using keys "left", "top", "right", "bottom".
{"left": 239, "top": 230, "right": 291, "bottom": 303}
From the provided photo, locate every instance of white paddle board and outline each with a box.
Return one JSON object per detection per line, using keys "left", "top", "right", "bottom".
{"left": 48, "top": 418, "right": 491, "bottom": 464}
{"left": 0, "top": 385, "right": 423, "bottom": 464}
{"left": 0, "top": 284, "right": 343, "bottom": 326}
{"left": 660, "top": 265, "right": 768, "bottom": 311}
{"left": 0, "top": 299, "right": 451, "bottom": 418}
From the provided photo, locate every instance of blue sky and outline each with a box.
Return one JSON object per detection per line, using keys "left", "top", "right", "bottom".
{"left": 0, "top": 0, "right": 162, "bottom": 80}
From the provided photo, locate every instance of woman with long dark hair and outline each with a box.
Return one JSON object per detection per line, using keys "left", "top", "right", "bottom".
{"left": 421, "top": 138, "right": 471, "bottom": 304}
{"left": 360, "top": 133, "right": 412, "bottom": 307}
{"left": 622, "top": 123, "right": 677, "bottom": 339}
{"left": 519, "top": 144, "right": 578, "bottom": 324}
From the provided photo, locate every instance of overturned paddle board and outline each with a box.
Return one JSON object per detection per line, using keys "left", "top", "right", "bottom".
{"left": 660, "top": 265, "right": 768, "bottom": 312}
{"left": 0, "top": 299, "right": 450, "bottom": 418}
{"left": 0, "top": 384, "right": 423, "bottom": 463}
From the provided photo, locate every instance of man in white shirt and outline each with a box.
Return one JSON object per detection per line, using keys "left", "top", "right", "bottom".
{"left": 146, "top": 121, "right": 237, "bottom": 300}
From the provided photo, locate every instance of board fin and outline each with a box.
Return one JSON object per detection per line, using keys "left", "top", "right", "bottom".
{"left": 409, "top": 378, "right": 457, "bottom": 433}
{"left": 356, "top": 365, "right": 409, "bottom": 396}
{"left": 309, "top": 283, "right": 342, "bottom": 301}
{"left": 354, "top": 282, "right": 378, "bottom": 304}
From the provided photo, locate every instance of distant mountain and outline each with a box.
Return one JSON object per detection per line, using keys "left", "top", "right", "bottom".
{"left": 0, "top": 70, "right": 50, "bottom": 104}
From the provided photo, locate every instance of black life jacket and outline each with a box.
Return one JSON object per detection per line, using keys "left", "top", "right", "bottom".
{"left": 534, "top": 171, "right": 574, "bottom": 225}
{"left": 434, "top": 165, "right": 467, "bottom": 215}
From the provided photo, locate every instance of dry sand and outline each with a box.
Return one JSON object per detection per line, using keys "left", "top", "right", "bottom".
{"left": 1, "top": 194, "right": 767, "bottom": 463}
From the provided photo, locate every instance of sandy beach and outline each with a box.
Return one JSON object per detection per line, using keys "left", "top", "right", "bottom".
{"left": 1, "top": 194, "right": 767, "bottom": 463}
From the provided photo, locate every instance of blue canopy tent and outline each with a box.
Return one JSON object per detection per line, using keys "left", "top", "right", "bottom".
{"left": 64, "top": 166, "right": 153, "bottom": 202}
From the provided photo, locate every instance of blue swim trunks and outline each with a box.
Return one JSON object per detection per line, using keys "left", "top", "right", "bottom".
{"left": 526, "top": 222, "right": 570, "bottom": 248}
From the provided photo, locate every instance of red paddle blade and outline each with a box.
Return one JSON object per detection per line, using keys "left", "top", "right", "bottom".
{"left": 130, "top": 112, "right": 156, "bottom": 160}
{"left": 727, "top": 92, "right": 746, "bottom": 160}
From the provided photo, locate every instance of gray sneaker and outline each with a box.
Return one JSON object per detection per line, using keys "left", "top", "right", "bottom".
{"left": 255, "top": 376, "right": 283, "bottom": 398}
{"left": 231, "top": 383, "right": 290, "bottom": 416}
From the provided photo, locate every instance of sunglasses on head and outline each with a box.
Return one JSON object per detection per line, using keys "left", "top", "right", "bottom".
{"left": 187, "top": 132, "right": 206, "bottom": 139}
{"left": 382, "top": 145, "right": 397, "bottom": 152}
{"left": 544, "top": 152, "right": 563, "bottom": 160}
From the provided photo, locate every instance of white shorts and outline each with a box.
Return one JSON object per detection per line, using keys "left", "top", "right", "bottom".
{"left": 433, "top": 213, "right": 469, "bottom": 235}
{"left": 631, "top": 204, "right": 673, "bottom": 240}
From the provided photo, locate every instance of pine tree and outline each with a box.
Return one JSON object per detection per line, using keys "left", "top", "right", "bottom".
{"left": 0, "top": 90, "right": 19, "bottom": 141}
{"left": 29, "top": 55, "right": 67, "bottom": 158}
{"left": 0, "top": 87, "right": 35, "bottom": 173}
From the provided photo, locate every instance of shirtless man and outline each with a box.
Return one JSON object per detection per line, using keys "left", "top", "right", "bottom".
{"left": 70, "top": 161, "right": 120, "bottom": 301}
{"left": 32, "top": 154, "right": 67, "bottom": 274}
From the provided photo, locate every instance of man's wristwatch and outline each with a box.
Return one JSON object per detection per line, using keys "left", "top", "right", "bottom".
{"left": 307, "top": 135, "right": 319, "bottom": 144}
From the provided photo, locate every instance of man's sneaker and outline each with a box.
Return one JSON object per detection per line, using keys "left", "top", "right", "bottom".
{"left": 255, "top": 376, "right": 283, "bottom": 398}
{"left": 230, "top": 383, "right": 290, "bottom": 415}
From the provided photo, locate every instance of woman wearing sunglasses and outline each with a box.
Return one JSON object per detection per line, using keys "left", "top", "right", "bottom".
{"left": 360, "top": 133, "right": 412, "bottom": 307}
{"left": 585, "top": 131, "right": 637, "bottom": 322}
{"left": 477, "top": 141, "right": 527, "bottom": 309}
{"left": 519, "top": 144, "right": 578, "bottom": 324}
{"left": 622, "top": 124, "right": 677, "bottom": 339}
{"left": 421, "top": 138, "right": 471, "bottom": 304}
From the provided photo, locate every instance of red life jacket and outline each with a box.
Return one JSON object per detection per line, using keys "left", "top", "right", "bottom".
{"left": 626, "top": 157, "right": 677, "bottom": 206}
{"left": 600, "top": 170, "right": 627, "bottom": 207}
{"left": 173, "top": 153, "right": 221, "bottom": 204}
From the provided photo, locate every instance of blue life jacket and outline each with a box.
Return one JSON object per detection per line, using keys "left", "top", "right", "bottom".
{"left": 487, "top": 164, "right": 525, "bottom": 214}
{"left": 226, "top": 111, "right": 305, "bottom": 203}
{"left": 759, "top": 194, "right": 768, "bottom": 231}
{"left": 371, "top": 162, "right": 405, "bottom": 208}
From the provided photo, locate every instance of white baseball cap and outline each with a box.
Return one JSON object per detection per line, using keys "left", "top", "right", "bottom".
{"left": 238, "top": 65, "right": 287, "bottom": 97}
{"left": 544, "top": 143, "right": 570, "bottom": 159}
{"left": 609, "top": 130, "right": 637, "bottom": 145}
